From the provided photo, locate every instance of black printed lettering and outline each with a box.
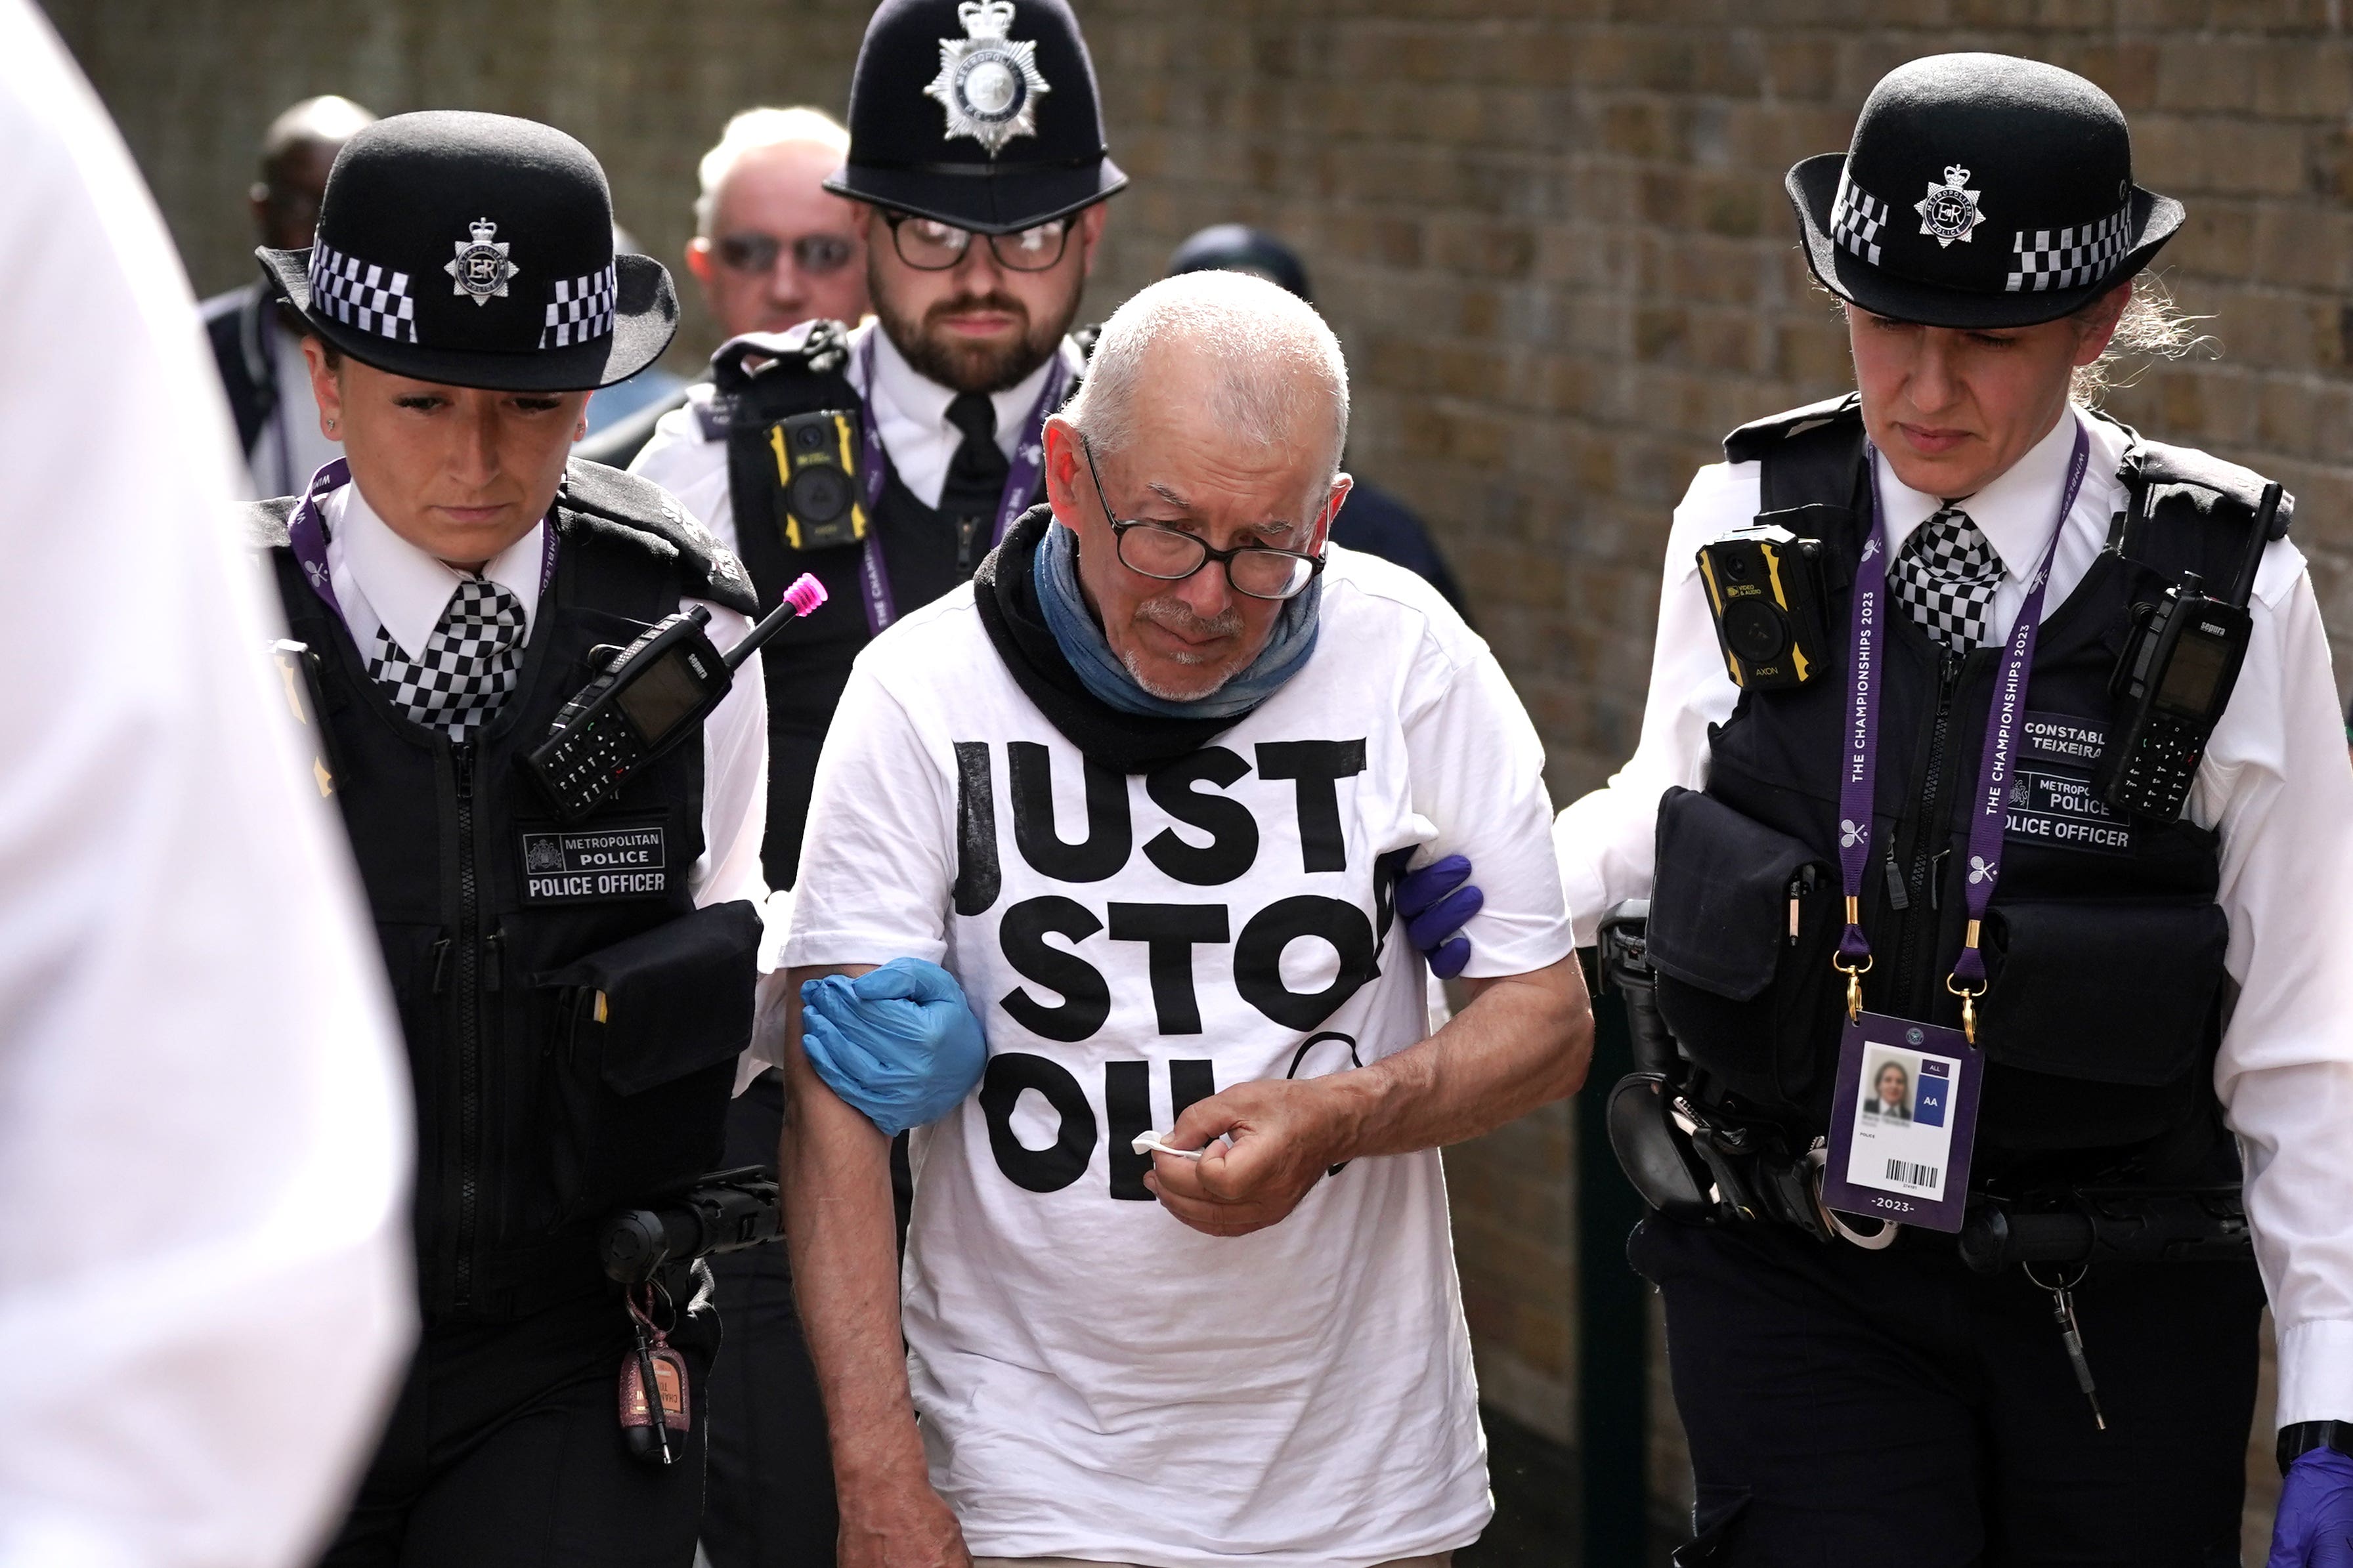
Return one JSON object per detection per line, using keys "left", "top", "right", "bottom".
{"left": 1142, "top": 748, "right": 1258, "bottom": 885}
{"left": 1371, "top": 846, "right": 1414, "bottom": 946}
{"left": 953, "top": 741, "right": 1001, "bottom": 916}
{"left": 998, "top": 897, "right": 1112, "bottom": 1042}
{"left": 1108, "top": 902, "right": 1232, "bottom": 1034}
{"left": 1010, "top": 741, "right": 1132, "bottom": 881}
{"left": 980, "top": 1053, "right": 1096, "bottom": 1194}
{"left": 1169, "top": 1058, "right": 1217, "bottom": 1124}
{"left": 1255, "top": 740, "right": 1368, "bottom": 872}
{"left": 1104, "top": 1060, "right": 1153, "bottom": 1201}
{"left": 1234, "top": 895, "right": 1381, "bottom": 1030}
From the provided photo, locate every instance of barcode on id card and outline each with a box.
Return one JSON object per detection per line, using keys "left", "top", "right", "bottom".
{"left": 1885, "top": 1158, "right": 1939, "bottom": 1190}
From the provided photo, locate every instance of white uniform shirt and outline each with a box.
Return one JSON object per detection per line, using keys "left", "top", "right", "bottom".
{"left": 0, "top": 5, "right": 414, "bottom": 1563}
{"left": 782, "top": 548, "right": 1574, "bottom": 1568}
{"left": 314, "top": 475, "right": 779, "bottom": 1050}
{"left": 1555, "top": 407, "right": 2353, "bottom": 1428}
{"left": 244, "top": 320, "right": 342, "bottom": 501}
{"left": 628, "top": 320, "right": 1083, "bottom": 558}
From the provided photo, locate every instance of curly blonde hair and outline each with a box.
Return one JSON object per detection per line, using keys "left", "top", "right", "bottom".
{"left": 2071, "top": 274, "right": 2211, "bottom": 406}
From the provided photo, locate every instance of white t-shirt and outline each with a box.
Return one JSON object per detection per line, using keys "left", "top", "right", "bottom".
{"left": 783, "top": 543, "right": 1574, "bottom": 1568}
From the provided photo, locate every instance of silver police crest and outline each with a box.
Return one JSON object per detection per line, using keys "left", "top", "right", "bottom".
{"left": 1915, "top": 165, "right": 1985, "bottom": 248}
{"left": 924, "top": 1, "right": 1050, "bottom": 157}
{"left": 446, "top": 218, "right": 517, "bottom": 305}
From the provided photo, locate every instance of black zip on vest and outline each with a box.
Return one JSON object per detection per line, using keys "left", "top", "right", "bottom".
{"left": 248, "top": 461, "right": 762, "bottom": 1323}
{"left": 1643, "top": 396, "right": 2287, "bottom": 1176}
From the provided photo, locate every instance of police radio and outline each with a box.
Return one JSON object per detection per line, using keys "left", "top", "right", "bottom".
{"left": 2092, "top": 482, "right": 2281, "bottom": 822}
{"left": 524, "top": 573, "right": 828, "bottom": 822}
{"left": 1696, "top": 524, "right": 1832, "bottom": 689}
{"left": 767, "top": 409, "right": 867, "bottom": 550}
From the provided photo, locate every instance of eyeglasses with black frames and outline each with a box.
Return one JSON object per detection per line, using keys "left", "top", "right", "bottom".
{"left": 1079, "top": 434, "right": 1325, "bottom": 602}
{"left": 884, "top": 211, "right": 1073, "bottom": 273}
{"left": 713, "top": 231, "right": 859, "bottom": 277}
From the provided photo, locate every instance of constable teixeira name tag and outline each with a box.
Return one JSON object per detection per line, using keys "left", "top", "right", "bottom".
{"left": 520, "top": 825, "right": 668, "bottom": 903}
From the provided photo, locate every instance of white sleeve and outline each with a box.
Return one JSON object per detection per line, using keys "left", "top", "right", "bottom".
{"left": 1551, "top": 460, "right": 1753, "bottom": 944}
{"left": 779, "top": 663, "right": 957, "bottom": 976}
{"left": 689, "top": 603, "right": 771, "bottom": 914}
{"left": 628, "top": 398, "right": 737, "bottom": 555}
{"left": 2198, "top": 543, "right": 2353, "bottom": 1429}
{"left": 0, "top": 9, "right": 414, "bottom": 1565}
{"left": 1403, "top": 638, "right": 1576, "bottom": 979}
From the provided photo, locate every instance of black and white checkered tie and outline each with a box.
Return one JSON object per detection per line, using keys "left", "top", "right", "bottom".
{"left": 1891, "top": 507, "right": 2002, "bottom": 654}
{"left": 368, "top": 578, "right": 526, "bottom": 740}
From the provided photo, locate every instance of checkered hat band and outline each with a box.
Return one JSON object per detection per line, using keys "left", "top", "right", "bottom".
{"left": 2006, "top": 204, "right": 2134, "bottom": 293}
{"left": 1830, "top": 171, "right": 1891, "bottom": 268}
{"left": 540, "top": 263, "right": 618, "bottom": 349}
{"left": 366, "top": 578, "right": 525, "bottom": 740}
{"left": 309, "top": 243, "right": 418, "bottom": 343}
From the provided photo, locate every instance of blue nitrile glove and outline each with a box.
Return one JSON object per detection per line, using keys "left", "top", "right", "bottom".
{"left": 1398, "top": 854, "right": 1484, "bottom": 982}
{"left": 2271, "top": 1448, "right": 2353, "bottom": 1567}
{"left": 799, "top": 958, "right": 986, "bottom": 1138}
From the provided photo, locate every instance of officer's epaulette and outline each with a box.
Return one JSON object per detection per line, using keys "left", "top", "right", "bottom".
{"left": 706, "top": 318, "right": 861, "bottom": 436}
{"left": 2123, "top": 432, "right": 2294, "bottom": 542}
{"left": 240, "top": 495, "right": 299, "bottom": 551}
{"left": 558, "top": 459, "right": 761, "bottom": 617}
{"left": 1721, "top": 393, "right": 1862, "bottom": 466}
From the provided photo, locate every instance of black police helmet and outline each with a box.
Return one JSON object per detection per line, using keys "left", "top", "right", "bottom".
{"left": 257, "top": 110, "right": 678, "bottom": 392}
{"left": 1166, "top": 224, "right": 1313, "bottom": 303}
{"left": 827, "top": 0, "right": 1127, "bottom": 236}
{"left": 1788, "top": 53, "right": 2184, "bottom": 329}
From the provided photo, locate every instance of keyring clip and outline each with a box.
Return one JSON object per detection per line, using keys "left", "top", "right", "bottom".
{"left": 1945, "top": 973, "right": 1983, "bottom": 1045}
{"left": 1833, "top": 954, "right": 1872, "bottom": 1023}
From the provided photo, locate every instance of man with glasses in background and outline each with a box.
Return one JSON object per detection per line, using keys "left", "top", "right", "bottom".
{"left": 626, "top": 5, "right": 1121, "bottom": 1563}
{"left": 580, "top": 106, "right": 869, "bottom": 470}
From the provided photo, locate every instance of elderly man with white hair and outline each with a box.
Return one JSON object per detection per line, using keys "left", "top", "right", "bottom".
{"left": 775, "top": 270, "right": 1591, "bottom": 1568}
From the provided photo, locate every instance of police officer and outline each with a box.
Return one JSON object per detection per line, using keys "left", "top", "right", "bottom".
{"left": 627, "top": 5, "right": 1121, "bottom": 1562}
{"left": 1555, "top": 54, "right": 2353, "bottom": 1565}
{"left": 248, "top": 110, "right": 779, "bottom": 1564}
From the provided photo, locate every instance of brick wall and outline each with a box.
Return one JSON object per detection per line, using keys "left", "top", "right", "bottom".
{"left": 47, "top": 0, "right": 2345, "bottom": 1542}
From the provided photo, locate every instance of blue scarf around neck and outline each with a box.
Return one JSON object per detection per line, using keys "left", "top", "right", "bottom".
{"left": 1031, "top": 519, "right": 1321, "bottom": 721}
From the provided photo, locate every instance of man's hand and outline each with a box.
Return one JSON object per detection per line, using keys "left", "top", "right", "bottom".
{"left": 838, "top": 1463, "right": 973, "bottom": 1568}
{"left": 1144, "top": 1078, "right": 1350, "bottom": 1237}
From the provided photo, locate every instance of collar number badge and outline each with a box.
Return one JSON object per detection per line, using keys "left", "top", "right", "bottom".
{"left": 447, "top": 217, "right": 518, "bottom": 305}
{"left": 926, "top": 0, "right": 1051, "bottom": 157}
{"left": 1916, "top": 165, "right": 1985, "bottom": 248}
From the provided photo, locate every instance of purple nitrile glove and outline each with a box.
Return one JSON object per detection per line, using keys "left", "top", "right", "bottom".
{"left": 1398, "top": 853, "right": 1484, "bottom": 982}
{"left": 2271, "top": 1449, "right": 2353, "bottom": 1568}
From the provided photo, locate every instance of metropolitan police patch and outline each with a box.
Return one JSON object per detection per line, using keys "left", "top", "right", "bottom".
{"left": 446, "top": 217, "right": 518, "bottom": 305}
{"left": 925, "top": 0, "right": 1051, "bottom": 157}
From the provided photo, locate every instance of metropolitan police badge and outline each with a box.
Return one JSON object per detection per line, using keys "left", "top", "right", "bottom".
{"left": 446, "top": 217, "right": 518, "bottom": 305}
{"left": 1915, "top": 165, "right": 1985, "bottom": 248}
{"left": 924, "top": 0, "right": 1051, "bottom": 158}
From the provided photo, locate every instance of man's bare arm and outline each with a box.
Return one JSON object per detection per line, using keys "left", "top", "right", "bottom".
{"left": 777, "top": 962, "right": 970, "bottom": 1568}
{"left": 1147, "top": 955, "right": 1592, "bottom": 1236}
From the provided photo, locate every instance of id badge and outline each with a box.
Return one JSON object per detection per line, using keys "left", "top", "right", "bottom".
{"left": 1817, "top": 1011, "right": 1982, "bottom": 1233}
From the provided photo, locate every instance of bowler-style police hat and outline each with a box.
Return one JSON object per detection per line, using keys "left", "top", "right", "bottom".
{"left": 826, "top": 0, "right": 1127, "bottom": 235}
{"left": 1788, "top": 53, "right": 2184, "bottom": 329}
{"left": 257, "top": 110, "right": 678, "bottom": 392}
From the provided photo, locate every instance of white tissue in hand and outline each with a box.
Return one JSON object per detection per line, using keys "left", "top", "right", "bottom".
{"left": 1131, "top": 1130, "right": 1205, "bottom": 1160}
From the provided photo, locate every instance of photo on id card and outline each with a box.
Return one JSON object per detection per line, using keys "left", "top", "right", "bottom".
{"left": 1820, "top": 1015, "right": 1980, "bottom": 1232}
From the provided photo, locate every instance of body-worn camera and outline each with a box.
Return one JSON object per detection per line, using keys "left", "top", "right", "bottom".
{"left": 2092, "top": 482, "right": 2281, "bottom": 822}
{"left": 766, "top": 408, "right": 867, "bottom": 551}
{"left": 1696, "top": 525, "right": 1832, "bottom": 689}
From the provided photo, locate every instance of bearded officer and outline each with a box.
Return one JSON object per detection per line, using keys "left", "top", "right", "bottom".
{"left": 1554, "top": 54, "right": 2353, "bottom": 1566}
{"left": 248, "top": 110, "right": 782, "bottom": 1564}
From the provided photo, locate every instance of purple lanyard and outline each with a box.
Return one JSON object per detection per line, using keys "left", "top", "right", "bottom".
{"left": 1833, "top": 420, "right": 2090, "bottom": 1033}
{"left": 285, "top": 457, "right": 559, "bottom": 633}
{"left": 852, "top": 334, "right": 1069, "bottom": 637}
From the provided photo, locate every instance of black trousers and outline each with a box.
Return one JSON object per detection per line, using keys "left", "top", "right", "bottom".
{"left": 699, "top": 1073, "right": 840, "bottom": 1568}
{"left": 318, "top": 1287, "right": 716, "bottom": 1568}
{"left": 1630, "top": 1214, "right": 2264, "bottom": 1568}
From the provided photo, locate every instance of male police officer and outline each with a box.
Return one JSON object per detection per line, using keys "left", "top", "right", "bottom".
{"left": 248, "top": 111, "right": 781, "bottom": 1564}
{"left": 1555, "top": 55, "right": 2353, "bottom": 1566}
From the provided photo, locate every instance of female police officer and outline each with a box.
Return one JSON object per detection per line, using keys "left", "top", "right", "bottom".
{"left": 246, "top": 111, "right": 778, "bottom": 1565}
{"left": 1557, "top": 54, "right": 2353, "bottom": 1567}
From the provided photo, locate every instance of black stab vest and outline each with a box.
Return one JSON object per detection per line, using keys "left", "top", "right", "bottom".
{"left": 254, "top": 461, "right": 764, "bottom": 1322}
{"left": 715, "top": 323, "right": 1071, "bottom": 888}
{"left": 1645, "top": 397, "right": 2289, "bottom": 1173}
